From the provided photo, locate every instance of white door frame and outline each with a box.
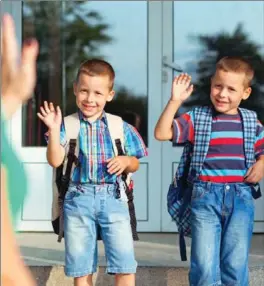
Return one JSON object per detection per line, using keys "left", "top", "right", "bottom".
{"left": 161, "top": 1, "right": 182, "bottom": 232}
{"left": 6, "top": 1, "right": 164, "bottom": 232}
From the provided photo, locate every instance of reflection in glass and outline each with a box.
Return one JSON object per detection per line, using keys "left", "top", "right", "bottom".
{"left": 173, "top": 1, "right": 264, "bottom": 123}
{"left": 22, "top": 1, "right": 148, "bottom": 146}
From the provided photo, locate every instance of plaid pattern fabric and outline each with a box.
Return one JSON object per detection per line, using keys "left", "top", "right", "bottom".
{"left": 167, "top": 106, "right": 258, "bottom": 238}
{"left": 189, "top": 107, "right": 212, "bottom": 180}
{"left": 239, "top": 108, "right": 257, "bottom": 167}
{"left": 168, "top": 106, "right": 212, "bottom": 237}
{"left": 46, "top": 110, "right": 147, "bottom": 184}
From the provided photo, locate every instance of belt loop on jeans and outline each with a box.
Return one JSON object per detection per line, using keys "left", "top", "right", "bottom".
{"left": 234, "top": 183, "right": 240, "bottom": 193}
{"left": 206, "top": 181, "right": 211, "bottom": 192}
{"left": 106, "top": 183, "right": 116, "bottom": 194}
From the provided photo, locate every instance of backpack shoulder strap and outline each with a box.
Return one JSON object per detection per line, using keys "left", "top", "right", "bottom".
{"left": 239, "top": 108, "right": 257, "bottom": 168}
{"left": 105, "top": 113, "right": 124, "bottom": 156}
{"left": 238, "top": 108, "right": 262, "bottom": 199}
{"left": 105, "top": 113, "right": 132, "bottom": 183}
{"left": 62, "top": 112, "right": 80, "bottom": 174}
{"left": 64, "top": 112, "right": 80, "bottom": 141}
{"left": 188, "top": 106, "right": 212, "bottom": 181}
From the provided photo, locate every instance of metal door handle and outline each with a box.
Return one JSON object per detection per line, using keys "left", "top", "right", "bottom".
{"left": 162, "top": 57, "right": 183, "bottom": 72}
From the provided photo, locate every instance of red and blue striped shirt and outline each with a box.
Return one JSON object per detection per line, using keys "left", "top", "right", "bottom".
{"left": 173, "top": 111, "right": 264, "bottom": 183}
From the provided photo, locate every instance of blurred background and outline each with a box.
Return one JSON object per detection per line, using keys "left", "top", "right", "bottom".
{"left": 3, "top": 1, "right": 264, "bottom": 235}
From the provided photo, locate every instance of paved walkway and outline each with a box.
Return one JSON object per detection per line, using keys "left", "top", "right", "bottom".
{"left": 17, "top": 233, "right": 264, "bottom": 267}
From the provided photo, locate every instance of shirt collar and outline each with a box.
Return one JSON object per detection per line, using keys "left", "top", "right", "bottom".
{"left": 78, "top": 109, "right": 108, "bottom": 125}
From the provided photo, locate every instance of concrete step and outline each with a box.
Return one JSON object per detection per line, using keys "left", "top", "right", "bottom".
{"left": 17, "top": 233, "right": 264, "bottom": 285}
{"left": 30, "top": 266, "right": 264, "bottom": 286}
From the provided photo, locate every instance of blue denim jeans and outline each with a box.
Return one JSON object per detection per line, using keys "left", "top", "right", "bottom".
{"left": 63, "top": 183, "right": 137, "bottom": 277}
{"left": 189, "top": 181, "right": 255, "bottom": 286}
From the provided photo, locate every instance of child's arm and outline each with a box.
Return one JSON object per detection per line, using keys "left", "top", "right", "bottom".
{"left": 125, "top": 157, "right": 139, "bottom": 173}
{"left": 37, "top": 101, "right": 65, "bottom": 167}
{"left": 244, "top": 121, "right": 264, "bottom": 183}
{"left": 46, "top": 127, "right": 65, "bottom": 168}
{"left": 107, "top": 122, "right": 148, "bottom": 176}
{"left": 154, "top": 73, "right": 193, "bottom": 141}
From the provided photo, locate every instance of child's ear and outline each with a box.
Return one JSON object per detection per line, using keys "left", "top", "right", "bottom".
{"left": 243, "top": 87, "right": 251, "bottom": 100}
{"left": 107, "top": 90, "right": 115, "bottom": 102}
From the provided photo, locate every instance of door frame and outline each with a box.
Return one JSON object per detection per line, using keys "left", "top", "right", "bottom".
{"left": 161, "top": 1, "right": 182, "bottom": 232}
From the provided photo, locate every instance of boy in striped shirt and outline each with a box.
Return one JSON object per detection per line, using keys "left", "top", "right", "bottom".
{"left": 38, "top": 59, "right": 147, "bottom": 286}
{"left": 155, "top": 56, "right": 264, "bottom": 286}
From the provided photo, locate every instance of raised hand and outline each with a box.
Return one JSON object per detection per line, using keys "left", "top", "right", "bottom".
{"left": 1, "top": 14, "right": 39, "bottom": 118}
{"left": 37, "top": 101, "right": 62, "bottom": 130}
{"left": 171, "top": 73, "right": 193, "bottom": 102}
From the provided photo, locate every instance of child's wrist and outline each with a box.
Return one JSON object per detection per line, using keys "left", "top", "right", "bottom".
{"left": 48, "top": 126, "right": 60, "bottom": 134}
{"left": 169, "top": 98, "right": 182, "bottom": 104}
{"left": 257, "top": 155, "right": 264, "bottom": 164}
{"left": 125, "top": 155, "right": 130, "bottom": 162}
{"left": 125, "top": 156, "right": 132, "bottom": 167}
{"left": 1, "top": 93, "right": 21, "bottom": 120}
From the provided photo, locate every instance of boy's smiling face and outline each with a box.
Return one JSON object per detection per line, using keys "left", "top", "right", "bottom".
{"left": 74, "top": 73, "right": 115, "bottom": 121}
{"left": 210, "top": 69, "right": 251, "bottom": 115}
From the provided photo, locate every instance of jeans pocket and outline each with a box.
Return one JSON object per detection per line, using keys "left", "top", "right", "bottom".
{"left": 237, "top": 185, "right": 254, "bottom": 206}
{"left": 64, "top": 188, "right": 78, "bottom": 201}
{"left": 191, "top": 185, "right": 207, "bottom": 200}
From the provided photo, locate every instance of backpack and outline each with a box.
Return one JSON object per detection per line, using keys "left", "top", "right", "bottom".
{"left": 167, "top": 106, "right": 262, "bottom": 261}
{"left": 51, "top": 112, "right": 138, "bottom": 242}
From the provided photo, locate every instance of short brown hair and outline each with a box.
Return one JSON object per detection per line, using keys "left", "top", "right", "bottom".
{"left": 76, "top": 59, "right": 115, "bottom": 89}
{"left": 216, "top": 56, "right": 254, "bottom": 87}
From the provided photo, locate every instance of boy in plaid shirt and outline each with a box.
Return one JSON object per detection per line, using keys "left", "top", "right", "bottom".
{"left": 38, "top": 59, "right": 147, "bottom": 286}
{"left": 155, "top": 56, "right": 264, "bottom": 286}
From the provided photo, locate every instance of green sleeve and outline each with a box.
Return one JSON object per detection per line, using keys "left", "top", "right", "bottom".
{"left": 1, "top": 110, "right": 28, "bottom": 228}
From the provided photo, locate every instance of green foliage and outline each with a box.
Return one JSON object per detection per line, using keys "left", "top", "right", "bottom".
{"left": 22, "top": 1, "right": 148, "bottom": 145}
{"left": 184, "top": 24, "right": 264, "bottom": 123}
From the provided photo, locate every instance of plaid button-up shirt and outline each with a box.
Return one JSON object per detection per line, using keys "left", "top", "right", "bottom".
{"left": 50, "top": 111, "right": 147, "bottom": 184}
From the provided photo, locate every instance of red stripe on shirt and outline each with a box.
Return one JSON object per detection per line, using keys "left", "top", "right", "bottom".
{"left": 255, "top": 137, "right": 264, "bottom": 149}
{"left": 210, "top": 138, "right": 243, "bottom": 145}
{"left": 182, "top": 113, "right": 194, "bottom": 143}
{"left": 182, "top": 113, "right": 191, "bottom": 121}
{"left": 199, "top": 175, "right": 244, "bottom": 183}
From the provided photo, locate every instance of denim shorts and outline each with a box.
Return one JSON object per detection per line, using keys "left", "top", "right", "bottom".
{"left": 63, "top": 183, "right": 137, "bottom": 277}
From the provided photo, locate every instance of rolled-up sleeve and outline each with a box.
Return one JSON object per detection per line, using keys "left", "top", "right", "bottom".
{"left": 123, "top": 122, "right": 148, "bottom": 159}
{"left": 255, "top": 120, "right": 264, "bottom": 159}
{"left": 172, "top": 111, "right": 195, "bottom": 144}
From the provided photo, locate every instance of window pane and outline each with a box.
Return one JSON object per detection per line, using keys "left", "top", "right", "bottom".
{"left": 173, "top": 1, "right": 264, "bottom": 123}
{"left": 22, "top": 1, "right": 148, "bottom": 146}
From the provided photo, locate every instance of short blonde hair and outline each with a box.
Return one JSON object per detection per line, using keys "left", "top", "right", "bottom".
{"left": 216, "top": 56, "right": 254, "bottom": 87}
{"left": 76, "top": 59, "right": 115, "bottom": 89}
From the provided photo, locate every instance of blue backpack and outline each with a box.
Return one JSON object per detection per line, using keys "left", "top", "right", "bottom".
{"left": 167, "top": 106, "right": 262, "bottom": 261}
